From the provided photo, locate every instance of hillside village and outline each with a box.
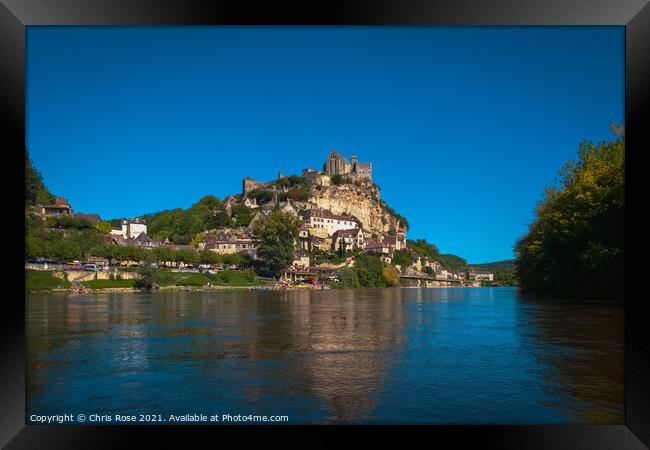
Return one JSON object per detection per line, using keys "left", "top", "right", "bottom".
{"left": 26, "top": 149, "right": 499, "bottom": 289}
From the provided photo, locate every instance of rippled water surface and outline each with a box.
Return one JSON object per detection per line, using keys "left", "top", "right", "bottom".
{"left": 26, "top": 288, "right": 624, "bottom": 424}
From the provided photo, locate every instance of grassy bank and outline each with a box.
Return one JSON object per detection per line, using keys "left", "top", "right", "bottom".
{"left": 156, "top": 270, "right": 264, "bottom": 287}
{"left": 26, "top": 269, "right": 71, "bottom": 291}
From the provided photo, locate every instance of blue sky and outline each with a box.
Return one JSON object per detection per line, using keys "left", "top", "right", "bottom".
{"left": 26, "top": 26, "right": 623, "bottom": 263}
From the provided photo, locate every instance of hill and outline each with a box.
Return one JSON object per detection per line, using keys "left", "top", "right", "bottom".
{"left": 469, "top": 260, "right": 515, "bottom": 274}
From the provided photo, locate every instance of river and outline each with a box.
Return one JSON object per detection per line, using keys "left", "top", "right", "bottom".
{"left": 26, "top": 287, "right": 624, "bottom": 424}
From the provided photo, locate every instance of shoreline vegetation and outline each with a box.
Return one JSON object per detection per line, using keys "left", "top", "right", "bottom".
{"left": 514, "top": 125, "right": 624, "bottom": 299}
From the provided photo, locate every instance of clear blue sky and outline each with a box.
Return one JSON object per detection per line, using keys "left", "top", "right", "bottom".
{"left": 26, "top": 26, "right": 623, "bottom": 263}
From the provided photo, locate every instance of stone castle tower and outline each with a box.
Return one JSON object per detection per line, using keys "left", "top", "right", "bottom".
{"left": 323, "top": 149, "right": 372, "bottom": 180}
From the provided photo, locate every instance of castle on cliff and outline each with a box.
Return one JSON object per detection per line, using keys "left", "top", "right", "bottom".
{"left": 243, "top": 149, "right": 372, "bottom": 196}
{"left": 323, "top": 149, "right": 372, "bottom": 180}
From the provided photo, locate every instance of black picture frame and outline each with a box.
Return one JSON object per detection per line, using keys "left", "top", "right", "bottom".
{"left": 3, "top": 1, "right": 648, "bottom": 448}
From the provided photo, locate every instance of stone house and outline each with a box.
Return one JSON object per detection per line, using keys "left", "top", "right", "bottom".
{"left": 42, "top": 197, "right": 73, "bottom": 217}
{"left": 331, "top": 228, "right": 364, "bottom": 252}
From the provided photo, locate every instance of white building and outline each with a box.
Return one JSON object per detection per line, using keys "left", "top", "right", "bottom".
{"left": 304, "top": 208, "right": 359, "bottom": 236}
{"left": 110, "top": 218, "right": 147, "bottom": 239}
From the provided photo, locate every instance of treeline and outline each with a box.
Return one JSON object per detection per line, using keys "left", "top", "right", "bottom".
{"left": 335, "top": 254, "right": 400, "bottom": 288}
{"left": 514, "top": 125, "right": 624, "bottom": 298}
{"left": 25, "top": 149, "right": 56, "bottom": 206}
{"left": 406, "top": 238, "right": 468, "bottom": 269}
{"left": 140, "top": 195, "right": 234, "bottom": 244}
{"left": 26, "top": 228, "right": 249, "bottom": 267}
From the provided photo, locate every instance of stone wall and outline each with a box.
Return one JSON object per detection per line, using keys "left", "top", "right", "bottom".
{"left": 51, "top": 270, "right": 141, "bottom": 281}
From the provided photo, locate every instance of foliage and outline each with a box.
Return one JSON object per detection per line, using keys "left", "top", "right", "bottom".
{"left": 423, "top": 266, "right": 434, "bottom": 276}
{"left": 25, "top": 149, "right": 56, "bottom": 206}
{"left": 392, "top": 250, "right": 413, "bottom": 268}
{"left": 247, "top": 189, "right": 274, "bottom": 204}
{"left": 334, "top": 268, "right": 360, "bottom": 289}
{"left": 92, "top": 221, "right": 112, "bottom": 234}
{"left": 514, "top": 125, "right": 624, "bottom": 297}
{"left": 25, "top": 269, "right": 70, "bottom": 291}
{"left": 469, "top": 260, "right": 515, "bottom": 274}
{"left": 437, "top": 254, "right": 468, "bottom": 269}
{"left": 45, "top": 216, "right": 93, "bottom": 230}
{"left": 285, "top": 186, "right": 309, "bottom": 202}
{"left": 134, "top": 263, "right": 156, "bottom": 290}
{"left": 353, "top": 254, "right": 390, "bottom": 288}
{"left": 382, "top": 266, "right": 400, "bottom": 286}
{"left": 26, "top": 229, "right": 103, "bottom": 262}
{"left": 230, "top": 205, "right": 255, "bottom": 226}
{"left": 331, "top": 174, "right": 343, "bottom": 185}
{"left": 311, "top": 251, "right": 346, "bottom": 265}
{"left": 143, "top": 195, "right": 225, "bottom": 244}
{"left": 253, "top": 210, "right": 302, "bottom": 276}
{"left": 407, "top": 239, "right": 440, "bottom": 259}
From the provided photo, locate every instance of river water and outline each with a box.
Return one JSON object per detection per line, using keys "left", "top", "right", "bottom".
{"left": 26, "top": 287, "right": 624, "bottom": 424}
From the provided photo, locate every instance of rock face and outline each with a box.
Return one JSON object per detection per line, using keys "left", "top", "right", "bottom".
{"left": 305, "top": 177, "right": 401, "bottom": 236}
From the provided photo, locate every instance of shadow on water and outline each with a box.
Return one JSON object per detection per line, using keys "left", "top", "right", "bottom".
{"left": 26, "top": 288, "right": 623, "bottom": 424}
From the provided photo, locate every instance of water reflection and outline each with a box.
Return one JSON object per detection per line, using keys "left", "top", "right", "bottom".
{"left": 26, "top": 288, "right": 623, "bottom": 424}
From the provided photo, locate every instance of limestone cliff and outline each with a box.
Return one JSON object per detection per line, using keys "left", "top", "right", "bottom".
{"left": 304, "top": 176, "right": 404, "bottom": 236}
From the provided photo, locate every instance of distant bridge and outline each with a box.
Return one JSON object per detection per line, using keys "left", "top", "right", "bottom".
{"left": 399, "top": 274, "right": 462, "bottom": 287}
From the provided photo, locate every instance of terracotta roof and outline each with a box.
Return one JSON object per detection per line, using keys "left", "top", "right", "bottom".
{"left": 365, "top": 239, "right": 387, "bottom": 249}
{"left": 332, "top": 228, "right": 361, "bottom": 239}
{"left": 44, "top": 197, "right": 71, "bottom": 209}
{"left": 306, "top": 208, "right": 357, "bottom": 223}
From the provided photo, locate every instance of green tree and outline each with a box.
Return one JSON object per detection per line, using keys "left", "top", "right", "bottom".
{"left": 92, "top": 221, "right": 112, "bottom": 234}
{"left": 331, "top": 174, "right": 343, "bottom": 185}
{"left": 335, "top": 268, "right": 360, "bottom": 288}
{"left": 253, "top": 210, "right": 302, "bottom": 276}
{"left": 353, "top": 254, "right": 389, "bottom": 288}
{"left": 231, "top": 205, "right": 255, "bottom": 227}
{"left": 514, "top": 125, "right": 624, "bottom": 297}
{"left": 392, "top": 250, "right": 413, "bottom": 268}
{"left": 382, "top": 266, "right": 400, "bottom": 286}
{"left": 25, "top": 148, "right": 56, "bottom": 206}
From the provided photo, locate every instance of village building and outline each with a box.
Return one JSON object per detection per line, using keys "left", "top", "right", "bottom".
{"left": 42, "top": 197, "right": 73, "bottom": 217}
{"left": 111, "top": 218, "right": 147, "bottom": 239}
{"left": 470, "top": 271, "right": 495, "bottom": 282}
{"left": 292, "top": 251, "right": 310, "bottom": 269}
{"left": 279, "top": 199, "right": 298, "bottom": 216}
{"left": 306, "top": 226, "right": 331, "bottom": 252}
{"left": 200, "top": 234, "right": 258, "bottom": 255}
{"left": 323, "top": 149, "right": 372, "bottom": 180}
{"left": 364, "top": 238, "right": 392, "bottom": 264}
{"left": 242, "top": 197, "right": 258, "bottom": 209}
{"left": 331, "top": 228, "right": 364, "bottom": 252}
{"left": 304, "top": 208, "right": 359, "bottom": 236}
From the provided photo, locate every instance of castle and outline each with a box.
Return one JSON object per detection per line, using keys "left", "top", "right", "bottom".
{"left": 243, "top": 149, "right": 373, "bottom": 196}
{"left": 323, "top": 149, "right": 372, "bottom": 180}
